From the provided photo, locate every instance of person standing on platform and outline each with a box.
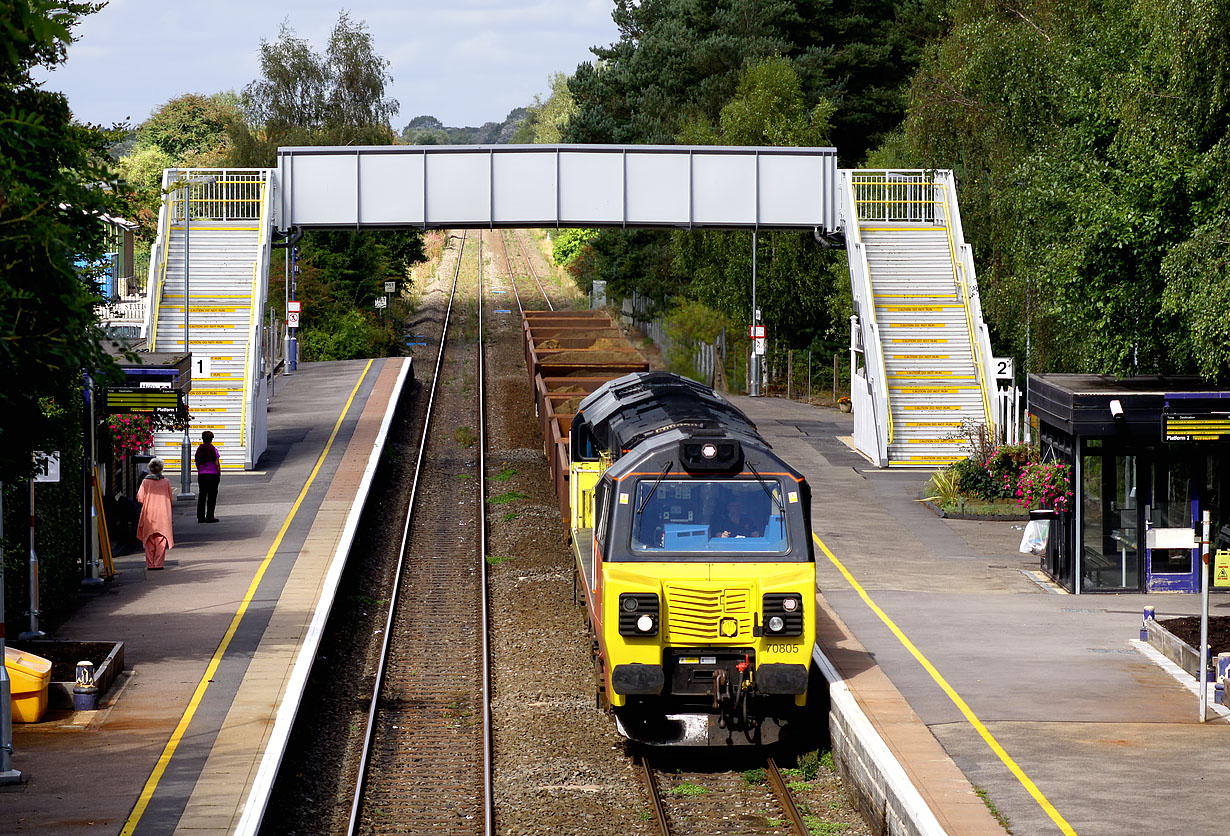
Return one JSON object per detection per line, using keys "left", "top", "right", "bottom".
{"left": 194, "top": 430, "right": 221, "bottom": 523}
{"left": 136, "top": 458, "right": 175, "bottom": 570}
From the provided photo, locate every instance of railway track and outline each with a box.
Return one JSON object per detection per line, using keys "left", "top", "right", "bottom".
{"left": 347, "top": 230, "right": 494, "bottom": 835}
{"left": 638, "top": 756, "right": 810, "bottom": 836}
{"left": 497, "top": 229, "right": 554, "bottom": 313}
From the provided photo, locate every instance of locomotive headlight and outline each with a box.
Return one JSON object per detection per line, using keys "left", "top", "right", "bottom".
{"left": 767, "top": 615, "right": 785, "bottom": 633}
{"left": 619, "top": 592, "right": 660, "bottom": 636}
{"left": 781, "top": 597, "right": 798, "bottom": 612}
{"left": 701, "top": 443, "right": 717, "bottom": 459}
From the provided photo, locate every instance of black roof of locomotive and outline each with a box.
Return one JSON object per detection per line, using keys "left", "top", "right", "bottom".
{"left": 571, "top": 371, "right": 765, "bottom": 458}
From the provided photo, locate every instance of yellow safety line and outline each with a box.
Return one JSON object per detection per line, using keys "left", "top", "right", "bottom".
{"left": 812, "top": 532, "right": 1078, "bottom": 836}
{"left": 120, "top": 359, "right": 374, "bottom": 836}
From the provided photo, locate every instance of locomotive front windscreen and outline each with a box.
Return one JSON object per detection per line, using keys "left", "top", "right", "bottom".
{"left": 628, "top": 479, "right": 796, "bottom": 558}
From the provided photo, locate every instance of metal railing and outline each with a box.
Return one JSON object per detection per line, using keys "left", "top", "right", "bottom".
{"left": 936, "top": 172, "right": 996, "bottom": 437}
{"left": 848, "top": 170, "right": 941, "bottom": 224}
{"left": 840, "top": 170, "right": 890, "bottom": 465}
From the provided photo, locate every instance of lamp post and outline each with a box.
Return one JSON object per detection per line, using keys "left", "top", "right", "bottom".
{"left": 172, "top": 173, "right": 217, "bottom": 500}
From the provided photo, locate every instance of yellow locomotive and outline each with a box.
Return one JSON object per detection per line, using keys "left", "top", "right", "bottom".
{"left": 568, "top": 372, "right": 816, "bottom": 746}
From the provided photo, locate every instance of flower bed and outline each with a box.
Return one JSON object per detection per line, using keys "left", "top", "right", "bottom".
{"left": 924, "top": 434, "right": 1072, "bottom": 518}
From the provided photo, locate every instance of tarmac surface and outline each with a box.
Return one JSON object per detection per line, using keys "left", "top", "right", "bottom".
{"left": 4, "top": 358, "right": 408, "bottom": 835}
{"left": 7, "top": 370, "right": 1229, "bottom": 836}
{"left": 735, "top": 394, "right": 1230, "bottom": 836}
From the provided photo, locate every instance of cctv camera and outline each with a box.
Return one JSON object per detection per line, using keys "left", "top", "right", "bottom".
{"left": 1110, "top": 399, "right": 1124, "bottom": 419}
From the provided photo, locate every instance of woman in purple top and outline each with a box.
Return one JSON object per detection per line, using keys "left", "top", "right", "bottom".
{"left": 194, "top": 430, "right": 221, "bottom": 523}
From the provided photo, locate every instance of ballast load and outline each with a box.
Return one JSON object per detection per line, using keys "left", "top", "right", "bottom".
{"left": 523, "top": 311, "right": 816, "bottom": 746}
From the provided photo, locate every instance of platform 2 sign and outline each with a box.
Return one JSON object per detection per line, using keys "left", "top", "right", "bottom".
{"left": 1163, "top": 399, "right": 1230, "bottom": 442}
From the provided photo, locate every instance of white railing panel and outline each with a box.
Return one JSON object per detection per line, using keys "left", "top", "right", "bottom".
{"left": 852, "top": 371, "right": 879, "bottom": 463}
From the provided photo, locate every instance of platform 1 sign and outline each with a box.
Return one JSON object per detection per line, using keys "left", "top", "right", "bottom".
{"left": 105, "top": 387, "right": 183, "bottom": 415}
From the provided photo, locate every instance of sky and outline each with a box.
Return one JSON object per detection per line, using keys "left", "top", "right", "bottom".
{"left": 36, "top": 0, "right": 620, "bottom": 130}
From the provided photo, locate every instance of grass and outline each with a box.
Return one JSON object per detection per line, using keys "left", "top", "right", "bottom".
{"left": 669, "top": 781, "right": 708, "bottom": 798}
{"left": 455, "top": 473, "right": 473, "bottom": 480}
{"left": 489, "top": 490, "right": 528, "bottom": 505}
{"left": 493, "top": 466, "right": 517, "bottom": 482}
{"left": 486, "top": 554, "right": 515, "bottom": 566}
{"left": 974, "top": 785, "right": 1012, "bottom": 832}
{"left": 347, "top": 594, "right": 384, "bottom": 607}
{"left": 810, "top": 821, "right": 850, "bottom": 835}
{"left": 454, "top": 426, "right": 477, "bottom": 447}
{"left": 935, "top": 497, "right": 1026, "bottom": 517}
{"left": 502, "top": 511, "right": 520, "bottom": 522}
{"left": 742, "top": 768, "right": 766, "bottom": 786}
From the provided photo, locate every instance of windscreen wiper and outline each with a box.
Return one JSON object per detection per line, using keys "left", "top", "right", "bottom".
{"left": 637, "top": 460, "right": 673, "bottom": 515}
{"left": 747, "top": 460, "right": 783, "bottom": 514}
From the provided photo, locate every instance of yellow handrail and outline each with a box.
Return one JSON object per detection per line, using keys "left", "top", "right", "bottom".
{"left": 938, "top": 184, "right": 994, "bottom": 432}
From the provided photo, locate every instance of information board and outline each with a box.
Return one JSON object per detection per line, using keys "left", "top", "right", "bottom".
{"left": 106, "top": 387, "right": 183, "bottom": 415}
{"left": 1163, "top": 400, "right": 1230, "bottom": 443}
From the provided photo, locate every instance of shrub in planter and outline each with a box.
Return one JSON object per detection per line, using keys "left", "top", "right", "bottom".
{"left": 984, "top": 443, "right": 1035, "bottom": 498}
{"left": 951, "top": 456, "right": 999, "bottom": 500}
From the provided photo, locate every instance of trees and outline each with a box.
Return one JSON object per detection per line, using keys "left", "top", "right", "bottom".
{"left": 241, "top": 11, "right": 398, "bottom": 161}
{"left": 893, "top": 0, "right": 1230, "bottom": 379}
{"left": 0, "top": 0, "right": 124, "bottom": 480}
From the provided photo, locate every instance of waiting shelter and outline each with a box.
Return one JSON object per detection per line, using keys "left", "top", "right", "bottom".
{"left": 1029, "top": 374, "right": 1230, "bottom": 593}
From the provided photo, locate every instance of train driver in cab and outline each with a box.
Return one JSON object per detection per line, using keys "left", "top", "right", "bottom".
{"left": 715, "top": 491, "right": 762, "bottom": 539}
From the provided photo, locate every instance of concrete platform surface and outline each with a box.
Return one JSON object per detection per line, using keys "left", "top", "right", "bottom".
{"left": 736, "top": 394, "right": 1230, "bottom": 836}
{"left": 4, "top": 358, "right": 410, "bottom": 836}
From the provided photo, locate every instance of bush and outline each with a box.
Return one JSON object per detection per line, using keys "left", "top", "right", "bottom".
{"left": 951, "top": 456, "right": 999, "bottom": 500}
{"left": 298, "top": 309, "right": 397, "bottom": 361}
{"left": 551, "top": 227, "right": 597, "bottom": 267}
{"left": 983, "top": 443, "right": 1034, "bottom": 497}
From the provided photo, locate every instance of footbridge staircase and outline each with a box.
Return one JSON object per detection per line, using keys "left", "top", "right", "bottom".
{"left": 144, "top": 169, "right": 276, "bottom": 473}
{"left": 841, "top": 170, "right": 997, "bottom": 468}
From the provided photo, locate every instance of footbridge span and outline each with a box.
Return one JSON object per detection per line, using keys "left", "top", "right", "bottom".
{"left": 143, "top": 146, "right": 998, "bottom": 470}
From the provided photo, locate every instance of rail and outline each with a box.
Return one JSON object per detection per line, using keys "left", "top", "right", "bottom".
{"left": 937, "top": 177, "right": 995, "bottom": 434}
{"left": 346, "top": 230, "right": 493, "bottom": 835}
{"left": 841, "top": 171, "right": 891, "bottom": 464}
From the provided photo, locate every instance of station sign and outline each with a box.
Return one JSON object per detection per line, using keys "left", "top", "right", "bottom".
{"left": 993, "top": 357, "right": 1015, "bottom": 380}
{"left": 384, "top": 281, "right": 397, "bottom": 293}
{"left": 287, "top": 300, "right": 302, "bottom": 313}
{"left": 1163, "top": 397, "right": 1230, "bottom": 443}
{"left": 750, "top": 325, "right": 766, "bottom": 339}
{"left": 105, "top": 387, "right": 184, "bottom": 415}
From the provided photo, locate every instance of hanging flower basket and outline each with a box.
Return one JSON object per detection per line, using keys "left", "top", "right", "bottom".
{"left": 107, "top": 414, "right": 154, "bottom": 461}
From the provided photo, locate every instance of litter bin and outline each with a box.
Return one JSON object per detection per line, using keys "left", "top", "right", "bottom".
{"left": 1029, "top": 509, "right": 1058, "bottom": 577}
{"left": 5, "top": 646, "right": 52, "bottom": 723}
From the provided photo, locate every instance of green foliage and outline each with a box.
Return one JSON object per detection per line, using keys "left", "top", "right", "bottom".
{"left": 489, "top": 491, "right": 528, "bottom": 506}
{"left": 797, "top": 749, "right": 821, "bottom": 780}
{"left": 951, "top": 457, "right": 999, "bottom": 502}
{"left": 893, "top": 0, "right": 1230, "bottom": 380}
{"left": 297, "top": 309, "right": 397, "bottom": 362}
{"left": 741, "top": 767, "right": 766, "bottom": 785}
{"left": 401, "top": 109, "right": 530, "bottom": 145}
{"left": 518, "top": 72, "right": 577, "bottom": 145}
{"left": 669, "top": 781, "right": 708, "bottom": 798}
{"left": 552, "top": 228, "right": 597, "bottom": 268}
{"left": 662, "top": 298, "right": 729, "bottom": 378}
{"left": 0, "top": 0, "right": 126, "bottom": 481}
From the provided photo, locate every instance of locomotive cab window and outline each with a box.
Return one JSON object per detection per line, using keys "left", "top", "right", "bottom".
{"left": 629, "top": 479, "right": 790, "bottom": 558}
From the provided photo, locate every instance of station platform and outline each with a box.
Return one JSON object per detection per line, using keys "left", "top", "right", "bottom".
{"left": 4, "top": 357, "right": 412, "bottom": 836}
{"left": 734, "top": 394, "right": 1230, "bottom": 836}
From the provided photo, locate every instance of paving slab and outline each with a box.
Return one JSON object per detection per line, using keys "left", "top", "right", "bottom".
{"left": 5, "top": 358, "right": 406, "bottom": 836}
{"left": 734, "top": 394, "right": 1230, "bottom": 836}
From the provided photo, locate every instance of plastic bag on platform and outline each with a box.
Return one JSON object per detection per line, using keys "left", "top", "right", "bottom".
{"left": 1019, "top": 519, "right": 1050, "bottom": 555}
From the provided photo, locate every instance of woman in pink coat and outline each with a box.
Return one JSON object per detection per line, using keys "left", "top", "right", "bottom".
{"left": 136, "top": 458, "right": 175, "bottom": 569}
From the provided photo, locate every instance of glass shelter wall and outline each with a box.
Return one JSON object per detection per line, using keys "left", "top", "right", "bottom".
{"left": 1081, "top": 440, "right": 1140, "bottom": 591}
